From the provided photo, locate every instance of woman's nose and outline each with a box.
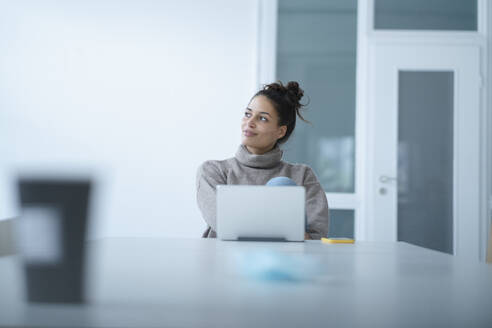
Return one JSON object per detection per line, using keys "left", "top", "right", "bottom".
{"left": 247, "top": 117, "right": 256, "bottom": 127}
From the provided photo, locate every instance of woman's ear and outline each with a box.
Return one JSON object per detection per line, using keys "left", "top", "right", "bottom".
{"left": 277, "top": 125, "right": 287, "bottom": 140}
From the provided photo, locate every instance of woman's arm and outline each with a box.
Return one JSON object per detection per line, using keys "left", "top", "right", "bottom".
{"left": 196, "top": 160, "right": 227, "bottom": 232}
{"left": 303, "top": 166, "right": 329, "bottom": 240}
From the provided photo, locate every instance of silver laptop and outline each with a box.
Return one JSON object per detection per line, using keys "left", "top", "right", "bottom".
{"left": 216, "top": 185, "right": 305, "bottom": 242}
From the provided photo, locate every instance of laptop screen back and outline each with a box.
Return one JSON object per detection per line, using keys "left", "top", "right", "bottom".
{"left": 216, "top": 185, "right": 305, "bottom": 241}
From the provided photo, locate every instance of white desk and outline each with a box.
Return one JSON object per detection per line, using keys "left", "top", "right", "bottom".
{"left": 1, "top": 238, "right": 492, "bottom": 327}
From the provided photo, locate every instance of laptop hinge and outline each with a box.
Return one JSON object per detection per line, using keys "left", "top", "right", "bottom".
{"left": 237, "top": 237, "right": 287, "bottom": 242}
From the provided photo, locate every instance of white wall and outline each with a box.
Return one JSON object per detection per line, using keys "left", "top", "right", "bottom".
{"left": 0, "top": 0, "right": 259, "bottom": 239}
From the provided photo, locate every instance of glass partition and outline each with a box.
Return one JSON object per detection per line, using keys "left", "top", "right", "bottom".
{"left": 328, "top": 209, "right": 354, "bottom": 238}
{"left": 277, "top": 0, "right": 357, "bottom": 193}
{"left": 397, "top": 71, "right": 454, "bottom": 254}
{"left": 374, "top": 0, "right": 477, "bottom": 31}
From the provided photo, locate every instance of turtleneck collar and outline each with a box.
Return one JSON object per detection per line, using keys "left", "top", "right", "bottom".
{"left": 235, "top": 144, "right": 283, "bottom": 169}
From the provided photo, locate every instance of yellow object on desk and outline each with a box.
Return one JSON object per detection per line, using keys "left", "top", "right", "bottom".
{"left": 321, "top": 237, "right": 355, "bottom": 244}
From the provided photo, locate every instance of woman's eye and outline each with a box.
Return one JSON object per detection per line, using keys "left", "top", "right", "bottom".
{"left": 244, "top": 112, "right": 251, "bottom": 117}
{"left": 260, "top": 116, "right": 267, "bottom": 122}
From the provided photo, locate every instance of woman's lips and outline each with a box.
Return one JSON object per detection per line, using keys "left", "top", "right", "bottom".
{"left": 243, "top": 130, "right": 257, "bottom": 137}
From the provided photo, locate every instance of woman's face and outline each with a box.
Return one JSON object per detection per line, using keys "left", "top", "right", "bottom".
{"left": 241, "top": 95, "right": 287, "bottom": 155}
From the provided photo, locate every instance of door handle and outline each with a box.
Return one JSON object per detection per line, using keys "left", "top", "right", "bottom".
{"left": 379, "top": 175, "right": 397, "bottom": 183}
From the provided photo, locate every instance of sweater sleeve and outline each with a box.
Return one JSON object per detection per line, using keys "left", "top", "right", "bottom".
{"left": 303, "top": 166, "right": 329, "bottom": 239}
{"left": 196, "top": 160, "right": 227, "bottom": 232}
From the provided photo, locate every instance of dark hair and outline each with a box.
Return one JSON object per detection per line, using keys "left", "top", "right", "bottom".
{"left": 252, "top": 80, "right": 309, "bottom": 145}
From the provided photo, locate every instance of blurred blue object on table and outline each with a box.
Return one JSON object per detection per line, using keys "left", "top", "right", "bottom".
{"left": 233, "top": 249, "right": 322, "bottom": 282}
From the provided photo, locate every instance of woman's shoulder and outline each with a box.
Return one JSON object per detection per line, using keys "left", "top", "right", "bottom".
{"left": 282, "top": 161, "right": 319, "bottom": 183}
{"left": 282, "top": 160, "right": 314, "bottom": 173}
{"left": 197, "top": 157, "right": 235, "bottom": 176}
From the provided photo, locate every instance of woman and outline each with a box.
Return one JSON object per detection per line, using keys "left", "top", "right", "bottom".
{"left": 196, "top": 81, "right": 329, "bottom": 239}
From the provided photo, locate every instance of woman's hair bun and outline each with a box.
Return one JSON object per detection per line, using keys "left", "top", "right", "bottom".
{"left": 286, "top": 81, "right": 304, "bottom": 104}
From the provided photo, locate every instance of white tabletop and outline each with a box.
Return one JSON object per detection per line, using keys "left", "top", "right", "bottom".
{"left": 1, "top": 238, "right": 492, "bottom": 328}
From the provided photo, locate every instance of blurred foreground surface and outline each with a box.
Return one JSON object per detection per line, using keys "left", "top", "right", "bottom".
{"left": 1, "top": 238, "right": 492, "bottom": 328}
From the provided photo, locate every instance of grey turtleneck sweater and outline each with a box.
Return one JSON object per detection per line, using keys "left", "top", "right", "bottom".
{"left": 196, "top": 144, "right": 329, "bottom": 239}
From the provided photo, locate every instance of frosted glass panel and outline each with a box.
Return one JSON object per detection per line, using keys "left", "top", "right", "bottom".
{"left": 375, "top": 0, "right": 477, "bottom": 31}
{"left": 277, "top": 0, "right": 357, "bottom": 193}
{"left": 397, "top": 71, "right": 453, "bottom": 254}
{"left": 327, "top": 209, "right": 354, "bottom": 238}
